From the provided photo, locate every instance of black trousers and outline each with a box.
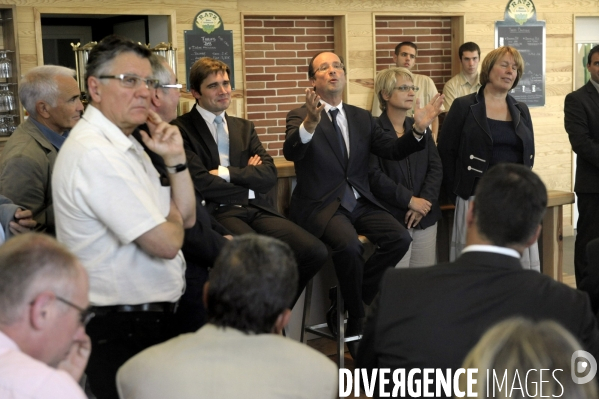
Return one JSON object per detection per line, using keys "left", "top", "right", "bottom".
{"left": 214, "top": 205, "right": 328, "bottom": 305}
{"left": 85, "top": 310, "right": 177, "bottom": 399}
{"left": 172, "top": 265, "right": 210, "bottom": 334}
{"left": 575, "top": 193, "right": 599, "bottom": 284}
{"left": 320, "top": 199, "right": 411, "bottom": 319}
{"left": 575, "top": 194, "right": 599, "bottom": 314}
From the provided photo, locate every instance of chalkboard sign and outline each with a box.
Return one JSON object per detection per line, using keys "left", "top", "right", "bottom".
{"left": 495, "top": 24, "right": 546, "bottom": 107}
{"left": 184, "top": 30, "right": 235, "bottom": 91}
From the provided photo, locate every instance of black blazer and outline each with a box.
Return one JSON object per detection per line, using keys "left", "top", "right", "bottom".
{"left": 565, "top": 80, "right": 599, "bottom": 193}
{"left": 438, "top": 85, "right": 535, "bottom": 203}
{"left": 132, "top": 127, "right": 229, "bottom": 275}
{"left": 284, "top": 103, "right": 426, "bottom": 238}
{"left": 357, "top": 251, "right": 599, "bottom": 398}
{"left": 368, "top": 113, "right": 442, "bottom": 229}
{"left": 173, "top": 107, "right": 281, "bottom": 216}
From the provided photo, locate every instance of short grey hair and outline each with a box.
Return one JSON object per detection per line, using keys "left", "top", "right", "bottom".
{"left": 0, "top": 233, "right": 81, "bottom": 325}
{"left": 150, "top": 55, "right": 173, "bottom": 95}
{"left": 374, "top": 67, "right": 414, "bottom": 112}
{"left": 18, "top": 65, "right": 77, "bottom": 118}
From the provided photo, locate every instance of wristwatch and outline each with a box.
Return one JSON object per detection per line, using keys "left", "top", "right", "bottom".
{"left": 412, "top": 124, "right": 425, "bottom": 136}
{"left": 165, "top": 163, "right": 188, "bottom": 174}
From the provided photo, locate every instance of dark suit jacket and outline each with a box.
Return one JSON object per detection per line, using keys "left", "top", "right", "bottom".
{"left": 173, "top": 107, "right": 281, "bottom": 216}
{"left": 565, "top": 80, "right": 599, "bottom": 193}
{"left": 368, "top": 113, "right": 442, "bottom": 229}
{"left": 438, "top": 85, "right": 535, "bottom": 203}
{"left": 284, "top": 104, "right": 426, "bottom": 237}
{"left": 133, "top": 127, "right": 229, "bottom": 275}
{"left": 357, "top": 251, "right": 599, "bottom": 398}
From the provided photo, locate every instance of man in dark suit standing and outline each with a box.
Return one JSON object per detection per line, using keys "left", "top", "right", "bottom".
{"left": 357, "top": 164, "right": 599, "bottom": 398}
{"left": 565, "top": 44, "right": 599, "bottom": 308}
{"left": 285, "top": 51, "right": 443, "bottom": 346}
{"left": 173, "top": 58, "right": 327, "bottom": 304}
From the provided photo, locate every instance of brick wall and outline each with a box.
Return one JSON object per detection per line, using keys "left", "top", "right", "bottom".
{"left": 243, "top": 16, "right": 335, "bottom": 157}
{"left": 375, "top": 16, "right": 453, "bottom": 93}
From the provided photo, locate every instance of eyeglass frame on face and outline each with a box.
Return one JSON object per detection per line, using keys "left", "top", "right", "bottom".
{"left": 55, "top": 296, "right": 95, "bottom": 326}
{"left": 98, "top": 74, "right": 160, "bottom": 90}
{"left": 393, "top": 85, "right": 420, "bottom": 92}
{"left": 159, "top": 83, "right": 183, "bottom": 90}
{"left": 315, "top": 62, "right": 345, "bottom": 73}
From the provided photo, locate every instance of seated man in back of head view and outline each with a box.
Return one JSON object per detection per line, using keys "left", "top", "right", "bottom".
{"left": 117, "top": 234, "right": 338, "bottom": 399}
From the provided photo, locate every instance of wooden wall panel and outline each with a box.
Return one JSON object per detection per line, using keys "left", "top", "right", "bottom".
{"left": 12, "top": 0, "right": 599, "bottom": 231}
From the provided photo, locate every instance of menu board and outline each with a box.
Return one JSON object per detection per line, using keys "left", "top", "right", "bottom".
{"left": 184, "top": 30, "right": 235, "bottom": 91}
{"left": 495, "top": 24, "right": 545, "bottom": 107}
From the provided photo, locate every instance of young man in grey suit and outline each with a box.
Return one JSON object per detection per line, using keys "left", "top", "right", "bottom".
{"left": 565, "top": 44, "right": 599, "bottom": 311}
{"left": 172, "top": 57, "right": 327, "bottom": 305}
{"left": 357, "top": 164, "right": 599, "bottom": 398}
{"left": 117, "top": 235, "right": 338, "bottom": 399}
{"left": 0, "top": 66, "right": 83, "bottom": 234}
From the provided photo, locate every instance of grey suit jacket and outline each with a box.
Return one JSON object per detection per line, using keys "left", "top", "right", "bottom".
{"left": 117, "top": 324, "right": 338, "bottom": 399}
{"left": 565, "top": 80, "right": 599, "bottom": 193}
{"left": 0, "top": 118, "right": 57, "bottom": 233}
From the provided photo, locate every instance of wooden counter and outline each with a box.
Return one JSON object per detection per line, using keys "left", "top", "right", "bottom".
{"left": 272, "top": 157, "right": 574, "bottom": 283}
{"left": 541, "top": 190, "right": 575, "bottom": 282}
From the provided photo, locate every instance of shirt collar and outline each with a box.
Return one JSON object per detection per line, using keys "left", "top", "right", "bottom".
{"left": 196, "top": 104, "right": 226, "bottom": 126}
{"left": 29, "top": 117, "right": 68, "bottom": 150}
{"left": 81, "top": 105, "right": 137, "bottom": 154}
{"left": 461, "top": 244, "right": 520, "bottom": 259}
{"left": 320, "top": 100, "right": 344, "bottom": 116}
{"left": 458, "top": 71, "right": 481, "bottom": 88}
{"left": 0, "top": 330, "right": 19, "bottom": 352}
{"left": 590, "top": 78, "right": 599, "bottom": 95}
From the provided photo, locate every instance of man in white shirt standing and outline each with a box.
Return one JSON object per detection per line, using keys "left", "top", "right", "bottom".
{"left": 0, "top": 233, "right": 92, "bottom": 399}
{"left": 372, "top": 41, "right": 445, "bottom": 141}
{"left": 442, "top": 42, "right": 482, "bottom": 112}
{"left": 52, "top": 35, "right": 195, "bottom": 399}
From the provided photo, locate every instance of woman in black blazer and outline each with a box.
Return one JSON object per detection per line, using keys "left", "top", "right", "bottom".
{"left": 437, "top": 46, "right": 538, "bottom": 270}
{"left": 369, "top": 67, "right": 443, "bottom": 268}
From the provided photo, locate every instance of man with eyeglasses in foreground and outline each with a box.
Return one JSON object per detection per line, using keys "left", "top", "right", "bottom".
{"left": 285, "top": 51, "right": 443, "bottom": 357}
{"left": 0, "top": 233, "right": 92, "bottom": 399}
{"left": 52, "top": 35, "right": 196, "bottom": 399}
{"left": 372, "top": 42, "right": 444, "bottom": 142}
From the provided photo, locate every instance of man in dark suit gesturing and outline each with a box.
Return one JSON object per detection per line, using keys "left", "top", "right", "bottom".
{"left": 565, "top": 44, "right": 599, "bottom": 309}
{"left": 357, "top": 164, "right": 599, "bottom": 397}
{"left": 285, "top": 52, "right": 443, "bottom": 345}
{"left": 173, "top": 58, "right": 327, "bottom": 304}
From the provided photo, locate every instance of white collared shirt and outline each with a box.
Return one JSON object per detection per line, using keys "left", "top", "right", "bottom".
{"left": 53, "top": 105, "right": 185, "bottom": 306}
{"left": 461, "top": 244, "right": 520, "bottom": 259}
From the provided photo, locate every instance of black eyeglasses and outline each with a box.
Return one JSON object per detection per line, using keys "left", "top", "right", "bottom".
{"left": 56, "top": 296, "right": 95, "bottom": 326}
{"left": 99, "top": 74, "right": 160, "bottom": 90}
{"left": 160, "top": 83, "right": 183, "bottom": 89}
{"left": 394, "top": 85, "right": 420, "bottom": 92}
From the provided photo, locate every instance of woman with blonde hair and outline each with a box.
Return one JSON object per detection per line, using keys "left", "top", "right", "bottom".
{"left": 438, "top": 46, "right": 538, "bottom": 270}
{"left": 460, "top": 317, "right": 598, "bottom": 399}
{"left": 369, "top": 67, "right": 442, "bottom": 268}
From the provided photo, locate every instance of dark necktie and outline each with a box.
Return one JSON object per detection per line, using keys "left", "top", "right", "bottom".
{"left": 329, "top": 108, "right": 357, "bottom": 212}
{"left": 329, "top": 108, "right": 348, "bottom": 160}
